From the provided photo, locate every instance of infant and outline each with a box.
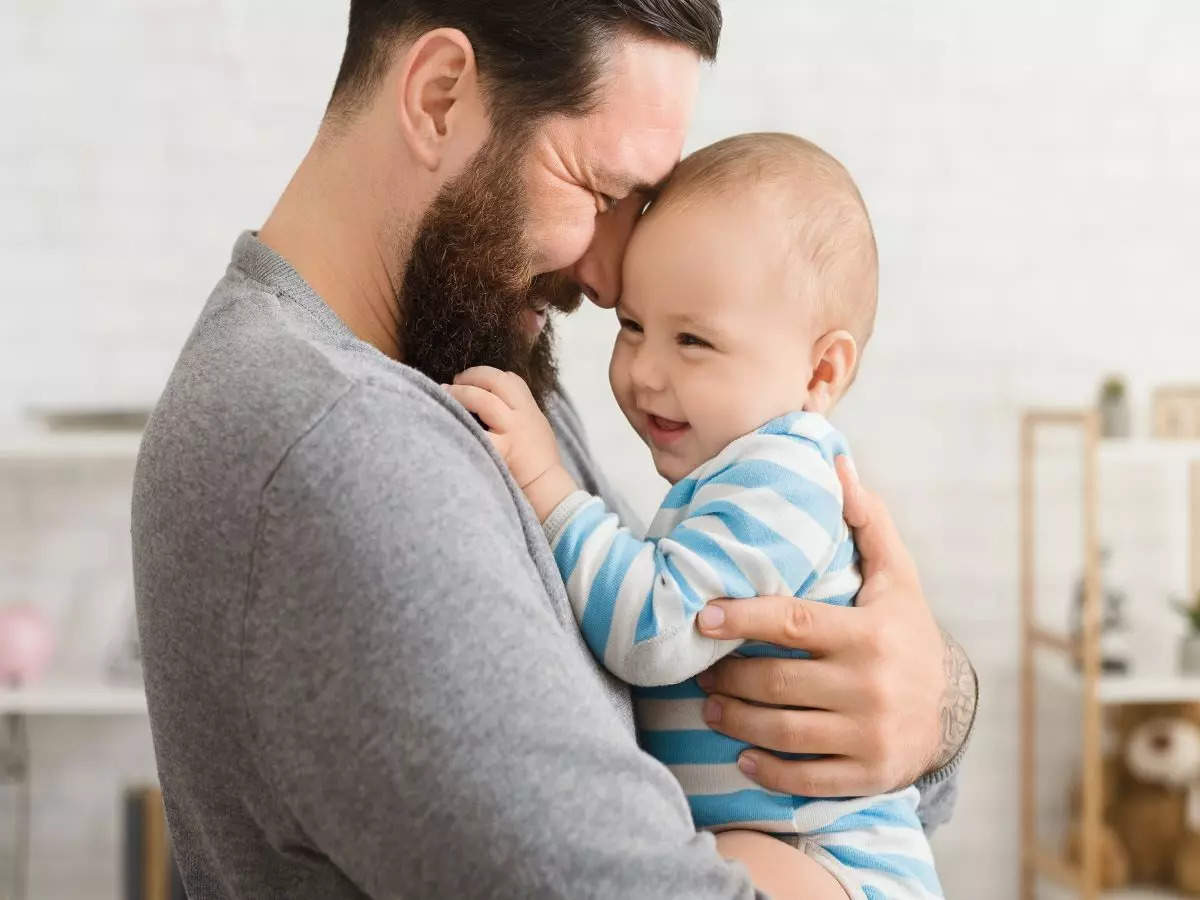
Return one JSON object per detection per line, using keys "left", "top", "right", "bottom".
{"left": 448, "top": 133, "right": 943, "bottom": 900}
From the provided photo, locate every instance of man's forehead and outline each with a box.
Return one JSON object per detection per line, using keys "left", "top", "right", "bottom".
{"left": 583, "top": 35, "right": 701, "bottom": 192}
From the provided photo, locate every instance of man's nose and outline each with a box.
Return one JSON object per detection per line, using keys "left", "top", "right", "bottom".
{"left": 570, "top": 195, "right": 643, "bottom": 309}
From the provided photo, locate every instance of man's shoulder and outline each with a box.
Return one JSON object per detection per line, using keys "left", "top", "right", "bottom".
{"left": 268, "top": 375, "right": 515, "bottom": 516}
{"left": 135, "top": 278, "right": 523, "bottom": 584}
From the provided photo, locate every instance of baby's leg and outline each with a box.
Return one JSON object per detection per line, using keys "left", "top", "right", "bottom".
{"left": 715, "top": 830, "right": 849, "bottom": 900}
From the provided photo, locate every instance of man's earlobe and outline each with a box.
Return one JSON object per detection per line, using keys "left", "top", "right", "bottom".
{"left": 397, "top": 28, "right": 478, "bottom": 172}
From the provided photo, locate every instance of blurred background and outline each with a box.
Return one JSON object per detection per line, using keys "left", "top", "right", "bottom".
{"left": 2, "top": 1, "right": 1199, "bottom": 898}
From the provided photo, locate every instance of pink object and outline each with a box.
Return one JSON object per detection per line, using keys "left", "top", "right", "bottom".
{"left": 0, "top": 606, "right": 56, "bottom": 685}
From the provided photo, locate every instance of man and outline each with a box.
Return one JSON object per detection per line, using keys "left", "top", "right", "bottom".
{"left": 132, "top": 2, "right": 976, "bottom": 897}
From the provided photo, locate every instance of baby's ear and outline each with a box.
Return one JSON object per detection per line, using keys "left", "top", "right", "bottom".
{"left": 805, "top": 330, "right": 858, "bottom": 415}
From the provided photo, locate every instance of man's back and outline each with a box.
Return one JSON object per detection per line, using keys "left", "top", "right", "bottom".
{"left": 131, "top": 233, "right": 759, "bottom": 899}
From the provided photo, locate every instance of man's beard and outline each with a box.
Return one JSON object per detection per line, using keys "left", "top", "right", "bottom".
{"left": 399, "top": 135, "right": 582, "bottom": 407}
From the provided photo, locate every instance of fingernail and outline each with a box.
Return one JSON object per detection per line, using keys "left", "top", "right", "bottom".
{"left": 738, "top": 753, "right": 758, "bottom": 776}
{"left": 696, "top": 671, "right": 715, "bottom": 691}
{"left": 702, "top": 698, "right": 722, "bottom": 724}
{"left": 698, "top": 605, "right": 725, "bottom": 631}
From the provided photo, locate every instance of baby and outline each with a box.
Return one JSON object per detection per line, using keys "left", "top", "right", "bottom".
{"left": 448, "top": 133, "right": 942, "bottom": 900}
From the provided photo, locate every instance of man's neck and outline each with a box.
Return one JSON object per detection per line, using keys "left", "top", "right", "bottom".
{"left": 259, "top": 124, "right": 416, "bottom": 360}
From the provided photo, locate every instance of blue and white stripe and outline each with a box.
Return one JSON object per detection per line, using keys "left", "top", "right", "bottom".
{"left": 801, "top": 788, "right": 944, "bottom": 899}
{"left": 550, "top": 412, "right": 857, "bottom": 687}
{"left": 547, "top": 411, "right": 942, "bottom": 897}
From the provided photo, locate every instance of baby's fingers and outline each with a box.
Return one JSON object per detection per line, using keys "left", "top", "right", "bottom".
{"left": 454, "top": 366, "right": 533, "bottom": 409}
{"left": 444, "top": 384, "right": 512, "bottom": 432}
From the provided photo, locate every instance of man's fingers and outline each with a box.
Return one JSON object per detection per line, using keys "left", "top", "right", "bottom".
{"left": 699, "top": 656, "right": 852, "bottom": 711}
{"left": 443, "top": 384, "right": 512, "bottom": 431}
{"left": 698, "top": 594, "right": 864, "bottom": 656}
{"left": 835, "top": 456, "right": 865, "bottom": 528}
{"left": 835, "top": 455, "right": 904, "bottom": 584}
{"left": 701, "top": 698, "right": 857, "bottom": 756}
{"left": 734, "top": 752, "right": 880, "bottom": 799}
{"left": 453, "top": 366, "right": 531, "bottom": 408}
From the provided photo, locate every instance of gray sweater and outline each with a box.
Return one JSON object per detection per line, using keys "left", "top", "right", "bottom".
{"left": 132, "top": 232, "right": 956, "bottom": 899}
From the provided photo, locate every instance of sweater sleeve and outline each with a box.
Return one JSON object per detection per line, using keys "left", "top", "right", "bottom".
{"left": 548, "top": 433, "right": 849, "bottom": 686}
{"left": 240, "top": 384, "right": 763, "bottom": 900}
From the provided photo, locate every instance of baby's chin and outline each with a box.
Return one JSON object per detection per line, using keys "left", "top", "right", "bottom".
{"left": 648, "top": 445, "right": 701, "bottom": 485}
{"left": 629, "top": 418, "right": 701, "bottom": 483}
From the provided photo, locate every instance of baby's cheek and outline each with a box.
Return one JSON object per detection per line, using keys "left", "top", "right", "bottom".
{"left": 690, "top": 377, "right": 750, "bottom": 444}
{"left": 607, "top": 343, "right": 634, "bottom": 414}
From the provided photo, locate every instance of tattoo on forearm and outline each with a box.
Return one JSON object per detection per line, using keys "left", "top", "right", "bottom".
{"left": 934, "top": 628, "right": 977, "bottom": 771}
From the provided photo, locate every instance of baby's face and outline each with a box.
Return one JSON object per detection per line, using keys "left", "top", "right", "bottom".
{"left": 609, "top": 194, "right": 817, "bottom": 483}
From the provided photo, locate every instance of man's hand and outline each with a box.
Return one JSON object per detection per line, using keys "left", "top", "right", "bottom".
{"left": 694, "top": 457, "right": 977, "bottom": 797}
{"left": 445, "top": 367, "right": 578, "bottom": 519}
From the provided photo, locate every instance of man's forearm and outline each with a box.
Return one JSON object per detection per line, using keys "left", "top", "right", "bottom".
{"left": 931, "top": 628, "right": 978, "bottom": 772}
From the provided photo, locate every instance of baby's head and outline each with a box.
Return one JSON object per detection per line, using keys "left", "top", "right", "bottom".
{"left": 610, "top": 132, "right": 878, "bottom": 483}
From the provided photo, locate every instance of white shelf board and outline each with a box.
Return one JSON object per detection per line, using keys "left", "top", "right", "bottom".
{"left": 1099, "top": 438, "right": 1200, "bottom": 465}
{"left": 1097, "top": 674, "right": 1200, "bottom": 704}
{"left": 0, "top": 428, "right": 142, "bottom": 462}
{"left": 0, "top": 679, "right": 147, "bottom": 715}
{"left": 1041, "top": 660, "right": 1200, "bottom": 705}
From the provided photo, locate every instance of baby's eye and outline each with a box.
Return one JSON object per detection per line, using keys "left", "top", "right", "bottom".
{"left": 617, "top": 316, "right": 643, "bottom": 334}
{"left": 677, "top": 332, "right": 712, "bottom": 349}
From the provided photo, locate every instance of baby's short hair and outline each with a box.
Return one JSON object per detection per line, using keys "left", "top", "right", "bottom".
{"left": 652, "top": 132, "right": 879, "bottom": 350}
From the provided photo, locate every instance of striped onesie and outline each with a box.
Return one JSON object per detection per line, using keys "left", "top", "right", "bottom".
{"left": 544, "top": 412, "right": 943, "bottom": 900}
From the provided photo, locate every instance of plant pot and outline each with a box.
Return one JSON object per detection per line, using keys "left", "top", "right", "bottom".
{"left": 1181, "top": 634, "right": 1200, "bottom": 675}
{"left": 1100, "top": 396, "right": 1131, "bottom": 438}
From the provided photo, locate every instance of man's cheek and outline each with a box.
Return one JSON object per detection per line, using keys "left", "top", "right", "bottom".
{"left": 527, "top": 198, "right": 596, "bottom": 274}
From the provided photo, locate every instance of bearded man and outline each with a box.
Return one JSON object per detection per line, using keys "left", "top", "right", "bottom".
{"left": 132, "top": 2, "right": 976, "bottom": 897}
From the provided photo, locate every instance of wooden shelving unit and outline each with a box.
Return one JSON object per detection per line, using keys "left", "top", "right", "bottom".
{"left": 1020, "top": 410, "right": 1200, "bottom": 899}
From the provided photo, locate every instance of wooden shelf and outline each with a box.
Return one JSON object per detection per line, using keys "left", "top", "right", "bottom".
{"left": 1098, "top": 438, "right": 1200, "bottom": 465}
{"left": 0, "top": 680, "right": 147, "bottom": 715}
{"left": 1037, "top": 851, "right": 1188, "bottom": 898}
{"left": 0, "top": 428, "right": 142, "bottom": 462}
{"left": 1044, "top": 886, "right": 1187, "bottom": 899}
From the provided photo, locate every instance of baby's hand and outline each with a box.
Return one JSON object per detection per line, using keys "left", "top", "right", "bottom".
{"left": 445, "top": 366, "right": 562, "bottom": 491}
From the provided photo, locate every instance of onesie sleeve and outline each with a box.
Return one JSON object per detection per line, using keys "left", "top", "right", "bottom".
{"left": 546, "top": 432, "right": 851, "bottom": 686}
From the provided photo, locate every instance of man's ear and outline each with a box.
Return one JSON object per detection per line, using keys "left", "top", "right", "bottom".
{"left": 396, "top": 28, "right": 483, "bottom": 172}
{"left": 805, "top": 329, "right": 858, "bottom": 415}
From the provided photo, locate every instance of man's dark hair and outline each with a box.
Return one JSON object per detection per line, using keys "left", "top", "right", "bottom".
{"left": 328, "top": 1, "right": 721, "bottom": 126}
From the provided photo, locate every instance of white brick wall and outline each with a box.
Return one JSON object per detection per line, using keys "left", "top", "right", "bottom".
{"left": 3, "top": 2, "right": 1199, "bottom": 898}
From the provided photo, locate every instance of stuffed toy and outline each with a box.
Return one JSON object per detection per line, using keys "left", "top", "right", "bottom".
{"left": 1065, "top": 702, "right": 1200, "bottom": 893}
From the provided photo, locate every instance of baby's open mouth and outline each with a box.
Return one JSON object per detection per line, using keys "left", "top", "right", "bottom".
{"left": 646, "top": 413, "right": 690, "bottom": 445}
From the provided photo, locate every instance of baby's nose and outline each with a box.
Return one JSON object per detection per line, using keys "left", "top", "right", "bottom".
{"left": 630, "top": 352, "right": 666, "bottom": 391}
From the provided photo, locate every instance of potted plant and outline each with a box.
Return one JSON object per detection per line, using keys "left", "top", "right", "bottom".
{"left": 1175, "top": 590, "right": 1200, "bottom": 675}
{"left": 1098, "top": 376, "right": 1131, "bottom": 438}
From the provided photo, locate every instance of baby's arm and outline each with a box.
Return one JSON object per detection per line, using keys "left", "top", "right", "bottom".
{"left": 447, "top": 367, "right": 847, "bottom": 686}
{"left": 715, "top": 832, "right": 849, "bottom": 900}
{"left": 445, "top": 366, "right": 581, "bottom": 519}
{"left": 548, "top": 446, "right": 847, "bottom": 684}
